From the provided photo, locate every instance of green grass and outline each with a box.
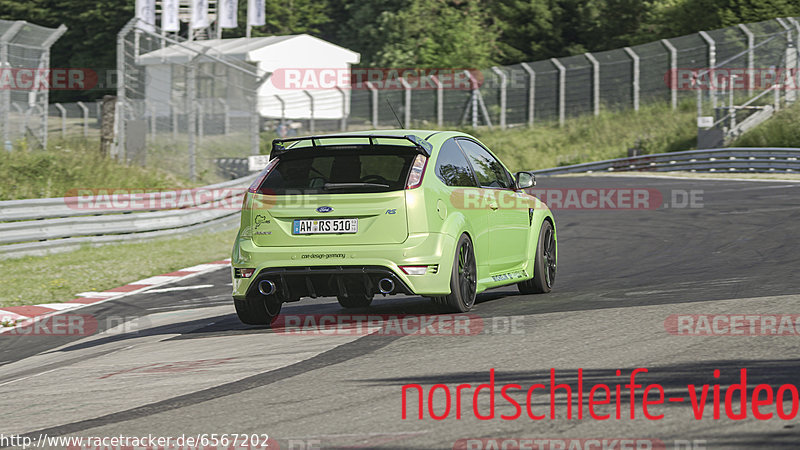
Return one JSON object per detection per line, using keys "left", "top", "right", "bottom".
{"left": 0, "top": 138, "right": 194, "bottom": 201}
{"left": 464, "top": 100, "right": 698, "bottom": 172}
{"left": 731, "top": 101, "right": 800, "bottom": 148}
{"left": 145, "top": 132, "right": 256, "bottom": 185}
{"left": 0, "top": 228, "right": 237, "bottom": 309}
{"left": 0, "top": 99, "right": 705, "bottom": 310}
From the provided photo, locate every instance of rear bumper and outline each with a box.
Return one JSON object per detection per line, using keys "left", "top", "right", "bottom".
{"left": 231, "top": 232, "right": 456, "bottom": 300}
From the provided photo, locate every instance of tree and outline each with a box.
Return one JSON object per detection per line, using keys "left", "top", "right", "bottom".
{"left": 321, "top": 0, "right": 406, "bottom": 67}
{"left": 0, "top": 0, "right": 134, "bottom": 102}
{"left": 224, "top": 0, "right": 332, "bottom": 38}
{"left": 635, "top": 0, "right": 800, "bottom": 42}
{"left": 491, "top": 0, "right": 557, "bottom": 64}
{"left": 370, "top": 0, "right": 498, "bottom": 68}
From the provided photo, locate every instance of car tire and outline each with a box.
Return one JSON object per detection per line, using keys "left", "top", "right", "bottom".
{"left": 518, "top": 220, "right": 556, "bottom": 294}
{"left": 432, "top": 234, "right": 477, "bottom": 313}
{"left": 234, "top": 295, "right": 282, "bottom": 326}
{"left": 337, "top": 294, "right": 373, "bottom": 308}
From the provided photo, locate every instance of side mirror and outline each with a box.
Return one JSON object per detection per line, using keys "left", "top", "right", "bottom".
{"left": 515, "top": 171, "right": 535, "bottom": 189}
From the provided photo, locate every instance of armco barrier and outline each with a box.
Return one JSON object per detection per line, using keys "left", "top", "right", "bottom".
{"left": 532, "top": 148, "right": 800, "bottom": 176}
{"left": 3, "top": 147, "right": 798, "bottom": 259}
{"left": 0, "top": 174, "right": 256, "bottom": 258}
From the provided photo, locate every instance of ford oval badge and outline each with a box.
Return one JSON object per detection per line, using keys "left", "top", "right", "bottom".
{"left": 316, "top": 206, "right": 333, "bottom": 213}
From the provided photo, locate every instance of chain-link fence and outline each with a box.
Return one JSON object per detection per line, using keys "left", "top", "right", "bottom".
{"left": 46, "top": 100, "right": 102, "bottom": 140}
{"left": 116, "top": 17, "right": 267, "bottom": 183}
{"left": 347, "top": 17, "right": 799, "bottom": 139}
{"left": 0, "top": 20, "right": 66, "bottom": 149}
{"left": 111, "top": 16, "right": 800, "bottom": 183}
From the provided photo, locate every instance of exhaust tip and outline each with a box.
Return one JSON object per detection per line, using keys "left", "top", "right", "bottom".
{"left": 258, "top": 279, "right": 277, "bottom": 296}
{"left": 378, "top": 278, "right": 395, "bottom": 294}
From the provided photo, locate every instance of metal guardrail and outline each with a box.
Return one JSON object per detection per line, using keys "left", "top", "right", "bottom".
{"left": 531, "top": 148, "right": 800, "bottom": 176}
{"left": 0, "top": 174, "right": 257, "bottom": 259}
{"left": 3, "top": 147, "right": 798, "bottom": 259}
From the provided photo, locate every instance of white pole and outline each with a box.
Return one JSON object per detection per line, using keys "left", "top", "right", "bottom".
{"left": 584, "top": 53, "right": 600, "bottom": 115}
{"left": 521, "top": 62, "right": 535, "bottom": 126}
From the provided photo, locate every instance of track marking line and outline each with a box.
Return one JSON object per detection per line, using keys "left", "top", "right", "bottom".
{"left": 0, "top": 367, "right": 60, "bottom": 387}
{"left": 0, "top": 261, "right": 230, "bottom": 335}
{"left": 146, "top": 284, "right": 215, "bottom": 293}
{"left": 566, "top": 173, "right": 800, "bottom": 183}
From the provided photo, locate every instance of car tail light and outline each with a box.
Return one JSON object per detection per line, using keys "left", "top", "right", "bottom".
{"left": 405, "top": 154, "right": 428, "bottom": 190}
{"left": 248, "top": 158, "right": 279, "bottom": 194}
{"left": 399, "top": 265, "right": 428, "bottom": 275}
{"left": 235, "top": 268, "right": 256, "bottom": 278}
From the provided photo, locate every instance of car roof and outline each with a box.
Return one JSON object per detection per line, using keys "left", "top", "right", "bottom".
{"left": 342, "top": 129, "right": 475, "bottom": 145}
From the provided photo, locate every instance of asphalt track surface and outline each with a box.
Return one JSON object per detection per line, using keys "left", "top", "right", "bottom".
{"left": 2, "top": 175, "right": 800, "bottom": 449}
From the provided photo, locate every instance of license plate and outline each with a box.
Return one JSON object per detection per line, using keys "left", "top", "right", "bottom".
{"left": 293, "top": 218, "right": 358, "bottom": 234}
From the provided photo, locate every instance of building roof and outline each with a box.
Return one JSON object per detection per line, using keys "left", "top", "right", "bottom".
{"left": 138, "top": 34, "right": 358, "bottom": 66}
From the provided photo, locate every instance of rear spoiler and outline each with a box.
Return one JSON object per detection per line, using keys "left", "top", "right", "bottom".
{"left": 270, "top": 134, "right": 433, "bottom": 159}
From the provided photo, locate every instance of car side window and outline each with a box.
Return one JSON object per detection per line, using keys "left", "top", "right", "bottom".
{"left": 456, "top": 139, "right": 512, "bottom": 189}
{"left": 435, "top": 138, "right": 478, "bottom": 187}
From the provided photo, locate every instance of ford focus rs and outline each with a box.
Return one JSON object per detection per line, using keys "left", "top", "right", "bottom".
{"left": 231, "top": 130, "right": 557, "bottom": 324}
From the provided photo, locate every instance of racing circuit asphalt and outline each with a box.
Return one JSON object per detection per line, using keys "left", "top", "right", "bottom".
{"left": 2, "top": 175, "right": 800, "bottom": 449}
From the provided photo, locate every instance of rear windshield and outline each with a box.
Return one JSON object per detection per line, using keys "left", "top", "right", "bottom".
{"left": 258, "top": 147, "right": 416, "bottom": 195}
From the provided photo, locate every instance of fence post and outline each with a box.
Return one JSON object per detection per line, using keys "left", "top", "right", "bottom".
{"left": 401, "top": 77, "right": 412, "bottom": 128}
{"left": 461, "top": 70, "right": 492, "bottom": 129}
{"left": 623, "top": 47, "right": 640, "bottom": 111}
{"left": 169, "top": 100, "right": 179, "bottom": 140}
{"left": 187, "top": 61, "right": 197, "bottom": 181}
{"left": 77, "top": 101, "right": 89, "bottom": 138}
{"left": 303, "top": 90, "right": 315, "bottom": 133}
{"left": 250, "top": 96, "right": 260, "bottom": 156}
{"left": 698, "top": 31, "right": 716, "bottom": 111}
{"left": 729, "top": 74, "right": 736, "bottom": 131}
{"left": 54, "top": 103, "right": 67, "bottom": 139}
{"left": 584, "top": 53, "right": 600, "bottom": 116}
{"left": 12, "top": 104, "right": 24, "bottom": 136}
{"left": 336, "top": 87, "right": 347, "bottom": 131}
{"left": 40, "top": 51, "right": 50, "bottom": 149}
{"left": 274, "top": 94, "right": 285, "bottom": 123}
{"left": 148, "top": 101, "right": 156, "bottom": 141}
{"left": 431, "top": 75, "right": 443, "bottom": 127}
{"left": 661, "top": 39, "right": 678, "bottom": 110}
{"left": 116, "top": 23, "right": 134, "bottom": 160}
{"left": 39, "top": 25, "right": 66, "bottom": 149}
{"left": 195, "top": 100, "right": 204, "bottom": 144}
{"left": 738, "top": 24, "right": 754, "bottom": 94}
{"left": 217, "top": 98, "right": 229, "bottom": 135}
{"left": 520, "top": 62, "right": 535, "bottom": 126}
{"left": 788, "top": 18, "right": 800, "bottom": 97}
{"left": 696, "top": 86, "right": 703, "bottom": 122}
{"left": 776, "top": 18, "right": 796, "bottom": 104}
{"left": 367, "top": 82, "right": 379, "bottom": 128}
{"left": 1, "top": 21, "right": 24, "bottom": 147}
{"left": 469, "top": 70, "right": 478, "bottom": 128}
{"left": 550, "top": 58, "right": 566, "bottom": 125}
{"left": 491, "top": 66, "right": 508, "bottom": 128}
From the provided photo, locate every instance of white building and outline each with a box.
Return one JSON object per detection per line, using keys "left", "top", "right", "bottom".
{"left": 137, "top": 34, "right": 360, "bottom": 120}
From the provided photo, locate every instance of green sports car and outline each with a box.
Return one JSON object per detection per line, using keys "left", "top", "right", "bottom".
{"left": 231, "top": 130, "right": 557, "bottom": 325}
